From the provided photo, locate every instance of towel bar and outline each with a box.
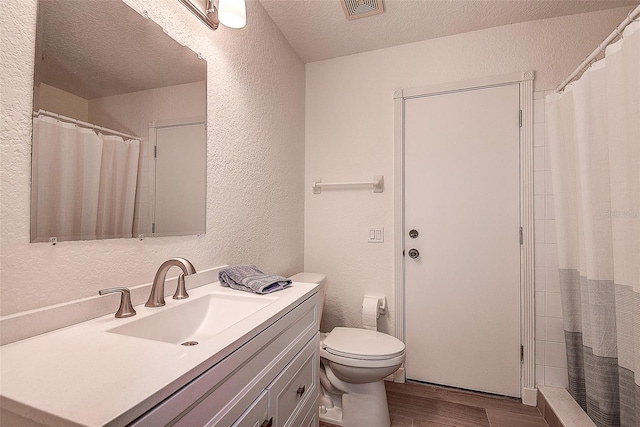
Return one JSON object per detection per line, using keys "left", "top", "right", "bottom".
{"left": 312, "top": 175, "right": 383, "bottom": 194}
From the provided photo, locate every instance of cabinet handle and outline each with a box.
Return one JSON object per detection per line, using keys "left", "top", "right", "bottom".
{"left": 296, "top": 385, "right": 306, "bottom": 397}
{"left": 260, "top": 418, "right": 273, "bottom": 427}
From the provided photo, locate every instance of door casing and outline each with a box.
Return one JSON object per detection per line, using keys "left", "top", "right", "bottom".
{"left": 392, "top": 71, "right": 537, "bottom": 405}
{"left": 149, "top": 117, "right": 206, "bottom": 237}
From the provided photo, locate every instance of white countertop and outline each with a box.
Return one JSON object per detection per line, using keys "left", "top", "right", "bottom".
{"left": 0, "top": 281, "right": 318, "bottom": 426}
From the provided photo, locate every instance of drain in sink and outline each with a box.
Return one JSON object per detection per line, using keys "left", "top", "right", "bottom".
{"left": 181, "top": 341, "right": 199, "bottom": 346}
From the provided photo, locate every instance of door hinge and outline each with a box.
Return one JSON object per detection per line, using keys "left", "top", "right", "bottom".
{"left": 152, "top": 223, "right": 156, "bottom": 233}
{"left": 519, "top": 110, "right": 523, "bottom": 128}
{"left": 154, "top": 146, "right": 157, "bottom": 158}
{"left": 519, "top": 227, "right": 523, "bottom": 245}
{"left": 521, "top": 345, "right": 524, "bottom": 363}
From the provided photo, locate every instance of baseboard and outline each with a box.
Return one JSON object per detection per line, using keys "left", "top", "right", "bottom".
{"left": 384, "top": 366, "right": 406, "bottom": 383}
{"left": 521, "top": 386, "right": 537, "bottom": 406}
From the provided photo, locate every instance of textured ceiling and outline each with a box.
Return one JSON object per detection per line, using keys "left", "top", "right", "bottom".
{"left": 34, "top": 0, "right": 639, "bottom": 97}
{"left": 35, "top": 0, "right": 206, "bottom": 100}
{"left": 259, "top": 0, "right": 640, "bottom": 63}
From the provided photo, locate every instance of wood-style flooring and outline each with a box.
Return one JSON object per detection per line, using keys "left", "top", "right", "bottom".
{"left": 319, "top": 381, "right": 548, "bottom": 427}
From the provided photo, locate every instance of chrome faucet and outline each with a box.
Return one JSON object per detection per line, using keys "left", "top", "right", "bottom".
{"left": 145, "top": 258, "right": 196, "bottom": 307}
{"left": 98, "top": 287, "right": 137, "bottom": 318}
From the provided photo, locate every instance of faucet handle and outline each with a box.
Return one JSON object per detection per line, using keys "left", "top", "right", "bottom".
{"left": 99, "top": 287, "right": 137, "bottom": 318}
{"left": 173, "top": 273, "right": 189, "bottom": 300}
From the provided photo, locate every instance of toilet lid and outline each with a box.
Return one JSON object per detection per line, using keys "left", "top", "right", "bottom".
{"left": 323, "top": 327, "right": 405, "bottom": 360}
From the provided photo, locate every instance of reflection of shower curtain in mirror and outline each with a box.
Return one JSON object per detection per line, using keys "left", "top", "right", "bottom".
{"left": 31, "top": 116, "right": 140, "bottom": 241}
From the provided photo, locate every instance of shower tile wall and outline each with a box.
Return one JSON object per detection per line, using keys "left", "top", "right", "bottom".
{"left": 533, "top": 91, "right": 568, "bottom": 389}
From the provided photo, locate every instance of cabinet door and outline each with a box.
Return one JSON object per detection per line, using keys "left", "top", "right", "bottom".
{"left": 293, "top": 394, "right": 319, "bottom": 427}
{"left": 267, "top": 335, "right": 318, "bottom": 427}
{"left": 231, "top": 390, "right": 269, "bottom": 427}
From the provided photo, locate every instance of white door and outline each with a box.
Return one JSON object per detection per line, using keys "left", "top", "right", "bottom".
{"left": 154, "top": 122, "right": 206, "bottom": 236}
{"left": 404, "top": 84, "right": 521, "bottom": 397}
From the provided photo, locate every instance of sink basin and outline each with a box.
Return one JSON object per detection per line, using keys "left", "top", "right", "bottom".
{"left": 108, "top": 292, "right": 277, "bottom": 344}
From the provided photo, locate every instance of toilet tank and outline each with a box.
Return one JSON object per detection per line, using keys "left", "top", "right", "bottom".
{"left": 289, "top": 272, "right": 326, "bottom": 324}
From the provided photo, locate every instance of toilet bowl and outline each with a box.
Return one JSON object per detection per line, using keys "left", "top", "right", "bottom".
{"left": 289, "top": 273, "right": 405, "bottom": 427}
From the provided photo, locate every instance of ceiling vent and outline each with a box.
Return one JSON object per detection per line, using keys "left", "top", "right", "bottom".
{"left": 341, "top": 0, "right": 384, "bottom": 21}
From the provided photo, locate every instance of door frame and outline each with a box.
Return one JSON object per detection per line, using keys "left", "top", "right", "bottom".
{"left": 149, "top": 116, "right": 206, "bottom": 237}
{"left": 393, "top": 71, "right": 536, "bottom": 405}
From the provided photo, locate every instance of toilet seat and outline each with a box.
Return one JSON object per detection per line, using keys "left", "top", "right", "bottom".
{"left": 320, "top": 347, "right": 405, "bottom": 369}
{"left": 321, "top": 327, "right": 405, "bottom": 368}
{"left": 323, "top": 327, "right": 405, "bottom": 359}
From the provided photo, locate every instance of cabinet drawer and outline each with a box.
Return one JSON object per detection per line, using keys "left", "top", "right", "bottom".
{"left": 268, "top": 334, "right": 319, "bottom": 427}
{"left": 231, "top": 390, "right": 268, "bottom": 427}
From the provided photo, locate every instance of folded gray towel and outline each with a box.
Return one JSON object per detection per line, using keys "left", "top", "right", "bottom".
{"left": 218, "top": 265, "right": 292, "bottom": 294}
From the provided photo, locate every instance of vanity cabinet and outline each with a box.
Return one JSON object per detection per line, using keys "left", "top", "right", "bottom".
{"left": 230, "top": 390, "right": 268, "bottom": 427}
{"left": 232, "top": 340, "right": 319, "bottom": 427}
{"left": 131, "top": 294, "right": 319, "bottom": 427}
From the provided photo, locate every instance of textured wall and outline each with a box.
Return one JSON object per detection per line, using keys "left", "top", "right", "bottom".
{"left": 0, "top": 0, "right": 305, "bottom": 316}
{"left": 305, "top": 7, "right": 632, "bottom": 336}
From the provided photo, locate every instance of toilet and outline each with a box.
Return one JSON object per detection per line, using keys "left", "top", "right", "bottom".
{"left": 289, "top": 273, "right": 405, "bottom": 427}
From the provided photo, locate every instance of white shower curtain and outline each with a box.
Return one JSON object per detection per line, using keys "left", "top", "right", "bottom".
{"left": 545, "top": 21, "right": 639, "bottom": 427}
{"left": 96, "top": 134, "right": 140, "bottom": 239}
{"left": 31, "top": 116, "right": 140, "bottom": 241}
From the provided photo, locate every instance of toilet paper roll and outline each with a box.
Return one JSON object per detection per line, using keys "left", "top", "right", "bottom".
{"left": 362, "top": 296, "right": 381, "bottom": 331}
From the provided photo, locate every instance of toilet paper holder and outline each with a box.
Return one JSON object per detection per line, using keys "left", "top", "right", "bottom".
{"left": 363, "top": 295, "right": 386, "bottom": 317}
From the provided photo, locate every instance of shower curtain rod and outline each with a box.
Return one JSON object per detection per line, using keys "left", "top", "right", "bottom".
{"left": 556, "top": 4, "right": 640, "bottom": 92}
{"left": 33, "top": 110, "right": 139, "bottom": 140}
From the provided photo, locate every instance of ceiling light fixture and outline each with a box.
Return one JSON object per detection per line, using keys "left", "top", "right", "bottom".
{"left": 178, "top": 0, "right": 246, "bottom": 30}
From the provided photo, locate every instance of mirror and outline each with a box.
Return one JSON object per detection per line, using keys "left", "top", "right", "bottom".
{"left": 31, "top": 0, "right": 207, "bottom": 243}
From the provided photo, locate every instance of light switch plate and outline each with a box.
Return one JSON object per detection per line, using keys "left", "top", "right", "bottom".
{"left": 368, "top": 228, "right": 384, "bottom": 243}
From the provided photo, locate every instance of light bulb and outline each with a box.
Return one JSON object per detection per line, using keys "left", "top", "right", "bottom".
{"left": 218, "top": 0, "right": 246, "bottom": 29}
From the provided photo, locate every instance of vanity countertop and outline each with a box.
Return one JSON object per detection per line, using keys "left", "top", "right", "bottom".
{"left": 0, "top": 281, "right": 318, "bottom": 426}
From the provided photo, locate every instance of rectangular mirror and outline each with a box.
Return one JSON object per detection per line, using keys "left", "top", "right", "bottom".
{"left": 31, "top": 0, "right": 207, "bottom": 243}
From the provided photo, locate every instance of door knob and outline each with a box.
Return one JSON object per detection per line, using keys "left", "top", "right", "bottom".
{"left": 408, "top": 249, "right": 420, "bottom": 259}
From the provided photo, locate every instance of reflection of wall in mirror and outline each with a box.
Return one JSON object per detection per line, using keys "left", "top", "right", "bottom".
{"left": 35, "top": 80, "right": 205, "bottom": 137}
{"left": 91, "top": 81, "right": 206, "bottom": 236}
{"left": 88, "top": 81, "right": 206, "bottom": 137}
{"left": 35, "top": 83, "right": 89, "bottom": 122}
{"left": 35, "top": 80, "right": 206, "bottom": 236}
